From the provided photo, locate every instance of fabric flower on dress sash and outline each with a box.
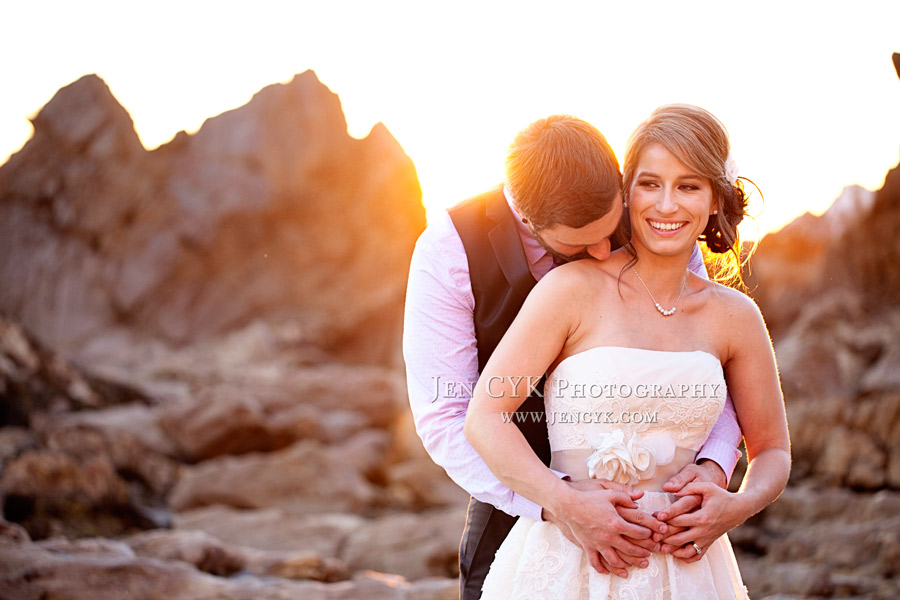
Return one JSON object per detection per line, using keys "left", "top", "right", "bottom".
{"left": 584, "top": 430, "right": 676, "bottom": 485}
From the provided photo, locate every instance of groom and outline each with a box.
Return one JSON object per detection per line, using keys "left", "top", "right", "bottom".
{"left": 403, "top": 115, "right": 742, "bottom": 599}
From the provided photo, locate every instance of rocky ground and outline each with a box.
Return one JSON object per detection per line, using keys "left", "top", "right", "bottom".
{"left": 728, "top": 298, "right": 900, "bottom": 598}
{"left": 0, "top": 316, "right": 467, "bottom": 599}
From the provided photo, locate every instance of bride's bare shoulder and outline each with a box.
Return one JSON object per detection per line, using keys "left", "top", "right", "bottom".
{"left": 700, "top": 278, "right": 767, "bottom": 329}
{"left": 545, "top": 257, "right": 622, "bottom": 287}
{"left": 529, "top": 258, "right": 620, "bottom": 308}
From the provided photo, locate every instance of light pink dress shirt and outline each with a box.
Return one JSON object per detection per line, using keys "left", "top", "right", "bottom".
{"left": 403, "top": 190, "right": 743, "bottom": 521}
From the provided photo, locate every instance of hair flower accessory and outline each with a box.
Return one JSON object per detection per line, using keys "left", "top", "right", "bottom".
{"left": 724, "top": 154, "right": 739, "bottom": 186}
{"left": 584, "top": 430, "right": 674, "bottom": 486}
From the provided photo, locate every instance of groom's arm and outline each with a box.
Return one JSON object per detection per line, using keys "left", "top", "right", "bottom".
{"left": 402, "top": 211, "right": 549, "bottom": 520}
{"left": 688, "top": 244, "right": 743, "bottom": 482}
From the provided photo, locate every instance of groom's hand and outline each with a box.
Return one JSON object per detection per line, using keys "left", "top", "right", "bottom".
{"left": 542, "top": 478, "right": 666, "bottom": 578}
{"left": 665, "top": 460, "right": 727, "bottom": 494}
{"left": 657, "top": 481, "right": 747, "bottom": 562}
{"left": 653, "top": 460, "right": 729, "bottom": 560}
{"left": 653, "top": 460, "right": 726, "bottom": 538}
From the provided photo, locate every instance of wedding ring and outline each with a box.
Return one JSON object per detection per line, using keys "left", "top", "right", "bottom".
{"left": 691, "top": 542, "right": 702, "bottom": 556}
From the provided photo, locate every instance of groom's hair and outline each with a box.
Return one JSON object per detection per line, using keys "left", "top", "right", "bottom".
{"left": 505, "top": 115, "right": 622, "bottom": 230}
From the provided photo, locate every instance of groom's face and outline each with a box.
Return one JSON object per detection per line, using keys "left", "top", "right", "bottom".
{"left": 530, "top": 194, "right": 623, "bottom": 263}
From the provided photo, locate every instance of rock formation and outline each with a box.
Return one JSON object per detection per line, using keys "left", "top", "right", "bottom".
{"left": 0, "top": 71, "right": 424, "bottom": 367}
{"left": 0, "top": 72, "right": 464, "bottom": 599}
{"left": 746, "top": 185, "right": 874, "bottom": 338}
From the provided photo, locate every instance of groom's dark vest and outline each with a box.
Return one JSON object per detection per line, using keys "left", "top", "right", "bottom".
{"left": 449, "top": 186, "right": 551, "bottom": 600}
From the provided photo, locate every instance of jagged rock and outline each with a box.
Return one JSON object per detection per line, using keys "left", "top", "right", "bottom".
{"left": 0, "top": 71, "right": 424, "bottom": 367}
{"left": 773, "top": 290, "right": 876, "bottom": 399}
{"left": 771, "top": 291, "right": 900, "bottom": 489}
{"left": 54, "top": 402, "right": 177, "bottom": 458}
{"left": 733, "top": 486, "right": 900, "bottom": 596}
{"left": 406, "top": 578, "right": 458, "bottom": 600}
{"left": 386, "top": 458, "right": 470, "bottom": 509}
{"left": 126, "top": 529, "right": 239, "bottom": 575}
{"left": 37, "top": 536, "right": 137, "bottom": 558}
{"left": 246, "top": 550, "right": 349, "bottom": 583}
{"left": 0, "top": 528, "right": 455, "bottom": 600}
{"left": 0, "top": 315, "right": 144, "bottom": 427}
{"left": 746, "top": 561, "right": 835, "bottom": 597}
{"left": 42, "top": 424, "right": 180, "bottom": 498}
{"left": 167, "top": 433, "right": 387, "bottom": 514}
{"left": 0, "top": 517, "right": 30, "bottom": 543}
{"left": 156, "top": 362, "right": 404, "bottom": 462}
{"left": 0, "top": 409, "right": 179, "bottom": 540}
{"left": 171, "top": 504, "right": 465, "bottom": 582}
{"left": 173, "top": 506, "right": 365, "bottom": 556}
{"left": 340, "top": 508, "right": 465, "bottom": 580}
{"left": 128, "top": 527, "right": 351, "bottom": 583}
{"left": 0, "top": 446, "right": 165, "bottom": 539}
{"left": 831, "top": 160, "right": 900, "bottom": 309}
{"left": 157, "top": 389, "right": 304, "bottom": 462}
{"left": 26, "top": 73, "right": 144, "bottom": 162}
{"left": 746, "top": 185, "right": 874, "bottom": 338}
{"left": 0, "top": 538, "right": 380, "bottom": 600}
{"left": 0, "top": 427, "right": 36, "bottom": 465}
{"left": 887, "top": 448, "right": 900, "bottom": 489}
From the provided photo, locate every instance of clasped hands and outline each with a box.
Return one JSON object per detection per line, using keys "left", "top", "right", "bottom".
{"left": 541, "top": 461, "right": 734, "bottom": 578}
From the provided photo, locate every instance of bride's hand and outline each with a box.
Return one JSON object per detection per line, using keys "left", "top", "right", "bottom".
{"left": 653, "top": 481, "right": 749, "bottom": 562}
{"left": 543, "top": 478, "right": 667, "bottom": 578}
{"left": 572, "top": 479, "right": 667, "bottom": 558}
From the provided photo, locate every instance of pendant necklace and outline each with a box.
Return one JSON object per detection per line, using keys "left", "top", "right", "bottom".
{"left": 631, "top": 266, "right": 688, "bottom": 317}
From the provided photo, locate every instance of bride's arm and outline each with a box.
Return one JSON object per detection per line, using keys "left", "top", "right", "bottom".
{"left": 658, "top": 291, "right": 791, "bottom": 556}
{"left": 721, "top": 295, "right": 791, "bottom": 508}
{"left": 464, "top": 264, "right": 664, "bottom": 576}
{"left": 463, "top": 265, "right": 572, "bottom": 506}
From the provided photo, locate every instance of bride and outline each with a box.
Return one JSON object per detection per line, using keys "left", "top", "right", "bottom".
{"left": 464, "top": 104, "right": 790, "bottom": 598}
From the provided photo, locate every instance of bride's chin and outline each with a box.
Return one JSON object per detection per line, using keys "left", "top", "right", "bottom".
{"left": 632, "top": 237, "right": 697, "bottom": 258}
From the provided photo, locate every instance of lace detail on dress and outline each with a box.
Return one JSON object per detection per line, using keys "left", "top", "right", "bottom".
{"left": 545, "top": 348, "right": 726, "bottom": 458}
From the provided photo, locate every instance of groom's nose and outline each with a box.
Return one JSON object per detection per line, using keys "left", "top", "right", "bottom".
{"left": 588, "top": 237, "right": 611, "bottom": 261}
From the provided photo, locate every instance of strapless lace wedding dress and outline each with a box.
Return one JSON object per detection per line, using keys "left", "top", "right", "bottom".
{"left": 481, "top": 347, "right": 749, "bottom": 599}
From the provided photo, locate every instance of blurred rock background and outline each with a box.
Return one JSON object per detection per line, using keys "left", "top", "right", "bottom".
{"left": 0, "top": 62, "right": 898, "bottom": 599}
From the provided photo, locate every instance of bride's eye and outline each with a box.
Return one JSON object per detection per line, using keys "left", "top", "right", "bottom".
{"left": 637, "top": 179, "right": 658, "bottom": 189}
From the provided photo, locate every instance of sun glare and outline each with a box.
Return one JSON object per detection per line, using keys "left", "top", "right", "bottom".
{"left": 1, "top": 2, "right": 898, "bottom": 243}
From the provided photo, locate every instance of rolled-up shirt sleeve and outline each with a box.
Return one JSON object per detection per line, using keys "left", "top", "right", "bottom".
{"left": 402, "top": 211, "right": 548, "bottom": 520}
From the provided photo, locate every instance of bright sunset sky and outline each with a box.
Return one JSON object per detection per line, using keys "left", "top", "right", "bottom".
{"left": 1, "top": 2, "right": 898, "bottom": 239}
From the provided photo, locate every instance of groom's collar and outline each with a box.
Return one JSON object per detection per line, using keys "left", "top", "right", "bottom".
{"left": 501, "top": 185, "right": 525, "bottom": 224}
{"left": 497, "top": 185, "right": 554, "bottom": 280}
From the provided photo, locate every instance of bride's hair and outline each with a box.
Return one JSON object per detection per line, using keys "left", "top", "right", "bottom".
{"left": 618, "top": 104, "right": 758, "bottom": 288}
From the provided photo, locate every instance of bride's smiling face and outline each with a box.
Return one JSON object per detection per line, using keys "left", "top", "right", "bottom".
{"left": 628, "top": 143, "right": 717, "bottom": 257}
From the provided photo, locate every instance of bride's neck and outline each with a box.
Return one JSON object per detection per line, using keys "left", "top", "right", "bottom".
{"left": 627, "top": 249, "right": 693, "bottom": 289}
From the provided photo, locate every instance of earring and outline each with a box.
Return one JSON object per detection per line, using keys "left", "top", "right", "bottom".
{"left": 712, "top": 210, "right": 718, "bottom": 215}
{"left": 623, "top": 201, "right": 629, "bottom": 207}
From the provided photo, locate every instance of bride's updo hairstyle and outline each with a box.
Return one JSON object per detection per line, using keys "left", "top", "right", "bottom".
{"left": 620, "top": 104, "right": 756, "bottom": 288}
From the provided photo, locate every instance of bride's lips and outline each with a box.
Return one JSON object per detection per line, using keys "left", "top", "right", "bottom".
{"left": 647, "top": 219, "right": 688, "bottom": 236}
